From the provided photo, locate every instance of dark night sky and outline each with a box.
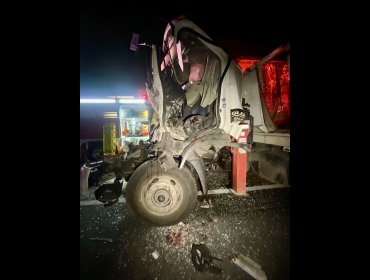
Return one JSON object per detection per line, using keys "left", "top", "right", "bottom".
{"left": 80, "top": 5, "right": 289, "bottom": 98}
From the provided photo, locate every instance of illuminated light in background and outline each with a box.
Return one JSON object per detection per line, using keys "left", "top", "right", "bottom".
{"left": 80, "top": 99, "right": 116, "bottom": 103}
{"left": 139, "top": 110, "right": 148, "bottom": 118}
{"left": 139, "top": 90, "right": 149, "bottom": 101}
{"left": 103, "top": 112, "right": 118, "bottom": 119}
{"left": 107, "top": 96, "right": 134, "bottom": 99}
{"left": 118, "top": 99, "right": 145, "bottom": 104}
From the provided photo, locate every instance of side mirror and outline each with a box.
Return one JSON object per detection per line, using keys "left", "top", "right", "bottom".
{"left": 130, "top": 33, "right": 140, "bottom": 52}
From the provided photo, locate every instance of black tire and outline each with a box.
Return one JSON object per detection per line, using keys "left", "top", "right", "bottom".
{"left": 125, "top": 160, "right": 198, "bottom": 226}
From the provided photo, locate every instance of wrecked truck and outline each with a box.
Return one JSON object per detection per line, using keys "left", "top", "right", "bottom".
{"left": 83, "top": 17, "right": 289, "bottom": 226}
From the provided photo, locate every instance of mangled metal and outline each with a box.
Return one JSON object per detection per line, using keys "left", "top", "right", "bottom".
{"left": 85, "top": 17, "right": 256, "bottom": 224}
{"left": 191, "top": 243, "right": 222, "bottom": 274}
{"left": 230, "top": 253, "right": 267, "bottom": 280}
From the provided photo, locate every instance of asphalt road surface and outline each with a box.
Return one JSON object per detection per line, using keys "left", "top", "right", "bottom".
{"left": 80, "top": 173, "right": 289, "bottom": 280}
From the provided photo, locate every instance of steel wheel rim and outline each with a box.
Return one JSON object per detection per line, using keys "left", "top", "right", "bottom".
{"left": 140, "top": 175, "right": 184, "bottom": 215}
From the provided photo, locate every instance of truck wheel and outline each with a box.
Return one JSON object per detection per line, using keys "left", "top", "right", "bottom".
{"left": 125, "top": 160, "right": 198, "bottom": 226}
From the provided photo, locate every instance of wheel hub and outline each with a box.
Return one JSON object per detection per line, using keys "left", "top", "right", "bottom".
{"left": 153, "top": 189, "right": 170, "bottom": 206}
{"left": 142, "top": 176, "right": 183, "bottom": 215}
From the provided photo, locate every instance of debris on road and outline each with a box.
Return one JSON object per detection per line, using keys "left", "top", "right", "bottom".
{"left": 230, "top": 253, "right": 267, "bottom": 280}
{"left": 198, "top": 232, "right": 208, "bottom": 242}
{"left": 94, "top": 180, "right": 122, "bottom": 206}
{"left": 89, "top": 237, "right": 113, "bottom": 243}
{"left": 165, "top": 222, "right": 189, "bottom": 248}
{"left": 200, "top": 198, "right": 213, "bottom": 208}
{"left": 191, "top": 243, "right": 222, "bottom": 274}
{"left": 152, "top": 250, "right": 159, "bottom": 259}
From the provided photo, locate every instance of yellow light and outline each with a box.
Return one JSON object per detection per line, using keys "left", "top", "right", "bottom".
{"left": 139, "top": 110, "right": 148, "bottom": 118}
{"left": 103, "top": 112, "right": 118, "bottom": 119}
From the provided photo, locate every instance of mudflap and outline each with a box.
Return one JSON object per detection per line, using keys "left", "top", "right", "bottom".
{"left": 94, "top": 180, "right": 123, "bottom": 207}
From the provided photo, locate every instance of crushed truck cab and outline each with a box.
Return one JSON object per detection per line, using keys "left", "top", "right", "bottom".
{"left": 85, "top": 17, "right": 289, "bottom": 226}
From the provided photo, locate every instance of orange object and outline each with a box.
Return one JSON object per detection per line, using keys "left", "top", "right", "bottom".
{"left": 231, "top": 146, "right": 247, "bottom": 194}
{"left": 141, "top": 124, "right": 149, "bottom": 136}
{"left": 122, "top": 121, "right": 130, "bottom": 136}
{"left": 230, "top": 126, "right": 251, "bottom": 195}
